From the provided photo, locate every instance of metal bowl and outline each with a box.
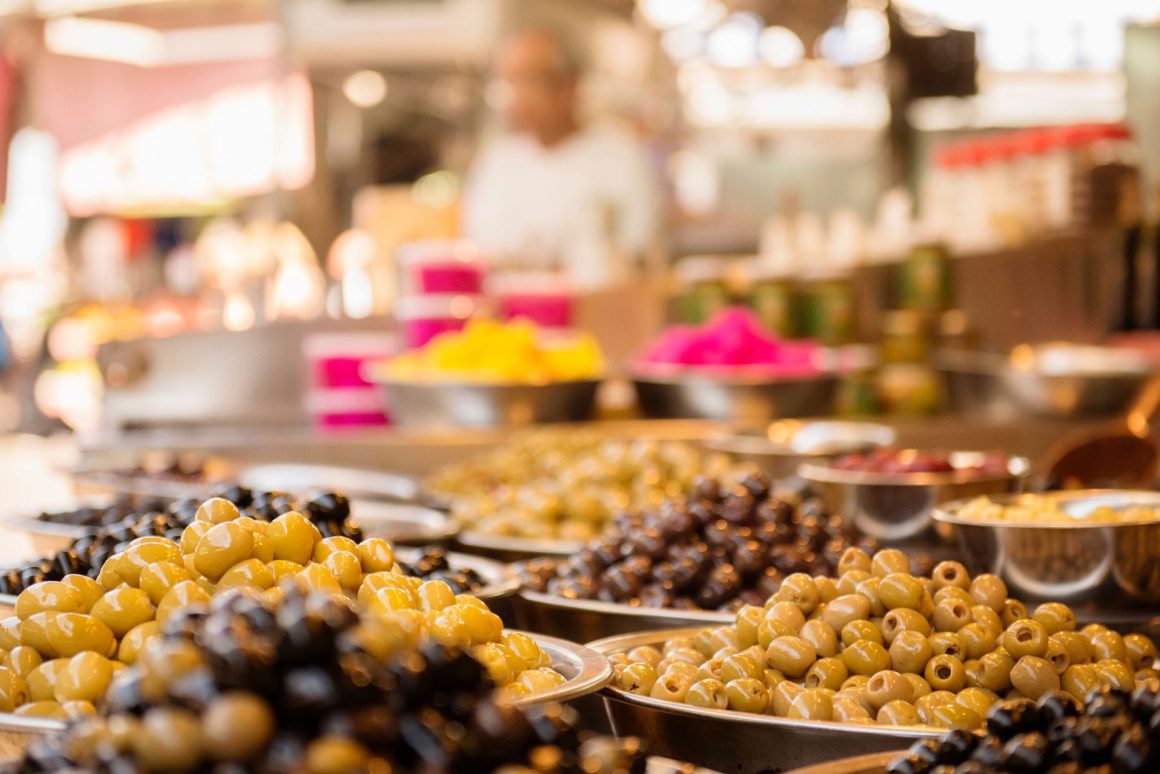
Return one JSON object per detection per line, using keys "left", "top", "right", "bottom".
{"left": 703, "top": 421, "right": 897, "bottom": 484}
{"left": 514, "top": 591, "right": 732, "bottom": 643}
{"left": 371, "top": 378, "right": 601, "bottom": 427}
{"left": 588, "top": 628, "right": 939, "bottom": 774}
{"left": 939, "top": 346, "right": 1156, "bottom": 419}
{"left": 0, "top": 715, "right": 65, "bottom": 756}
{"left": 935, "top": 490, "right": 1160, "bottom": 608}
{"left": 799, "top": 452, "right": 1030, "bottom": 542}
{"left": 633, "top": 372, "right": 838, "bottom": 422}
{"left": 512, "top": 631, "right": 613, "bottom": 707}
{"left": 454, "top": 532, "right": 583, "bottom": 563}
{"left": 784, "top": 751, "right": 902, "bottom": 774}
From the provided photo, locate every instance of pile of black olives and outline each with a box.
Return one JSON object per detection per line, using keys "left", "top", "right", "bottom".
{"left": 519, "top": 472, "right": 874, "bottom": 611}
{"left": 890, "top": 682, "right": 1160, "bottom": 773}
{"left": 15, "top": 586, "right": 652, "bottom": 774}
{"left": 0, "top": 489, "right": 362, "bottom": 595}
{"left": 35, "top": 494, "right": 171, "bottom": 529}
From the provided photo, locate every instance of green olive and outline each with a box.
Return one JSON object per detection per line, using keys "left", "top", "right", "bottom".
{"left": 876, "top": 699, "right": 921, "bottom": 726}
{"left": 787, "top": 688, "right": 833, "bottom": 720}
{"left": 725, "top": 678, "right": 770, "bottom": 713}
{"left": 137, "top": 562, "right": 191, "bottom": 607}
{"left": 15, "top": 582, "right": 85, "bottom": 620}
{"left": 968, "top": 573, "right": 1008, "bottom": 613}
{"left": 193, "top": 522, "right": 254, "bottom": 582}
{"left": 1095, "top": 659, "right": 1134, "bottom": 692}
{"left": 931, "top": 561, "right": 970, "bottom": 591}
{"left": 89, "top": 588, "right": 155, "bottom": 638}
{"left": 134, "top": 707, "right": 203, "bottom": 771}
{"left": 616, "top": 662, "right": 658, "bottom": 695}
{"left": 1124, "top": 633, "right": 1158, "bottom": 671}
{"left": 854, "top": 577, "right": 885, "bottom": 618}
{"left": 764, "top": 602, "right": 806, "bottom": 637}
{"left": 976, "top": 650, "right": 1015, "bottom": 693}
{"left": 889, "top": 630, "right": 933, "bottom": 675}
{"left": 1003, "top": 619, "right": 1050, "bottom": 659}
{"left": 4, "top": 646, "right": 41, "bottom": 679}
{"left": 1032, "top": 602, "right": 1077, "bottom": 635}
{"left": 932, "top": 598, "right": 972, "bottom": 633}
{"left": 60, "top": 575, "right": 103, "bottom": 613}
{"left": 201, "top": 691, "right": 276, "bottom": 763}
{"left": 903, "top": 673, "right": 932, "bottom": 700}
{"left": 735, "top": 606, "right": 764, "bottom": 650}
{"left": 820, "top": 595, "right": 871, "bottom": 632}
{"left": 841, "top": 620, "right": 882, "bottom": 648}
{"left": 771, "top": 680, "right": 804, "bottom": 716}
{"left": 837, "top": 547, "right": 871, "bottom": 576}
{"left": 764, "top": 636, "right": 816, "bottom": 679}
{"left": 837, "top": 570, "right": 871, "bottom": 596}
{"left": 54, "top": 651, "right": 113, "bottom": 703}
{"left": 685, "top": 678, "right": 728, "bottom": 708}
{"left": 1061, "top": 664, "right": 1101, "bottom": 702}
{"left": 804, "top": 657, "right": 848, "bottom": 691}
{"left": 798, "top": 620, "right": 838, "bottom": 659}
{"left": 355, "top": 538, "right": 395, "bottom": 573}
{"left": 833, "top": 695, "right": 872, "bottom": 722}
{"left": 841, "top": 640, "right": 891, "bottom": 677}
{"left": 870, "top": 549, "right": 910, "bottom": 578}
{"left": 1000, "top": 599, "right": 1029, "bottom": 628}
{"left": 882, "top": 609, "right": 931, "bottom": 645}
{"left": 649, "top": 670, "right": 693, "bottom": 702}
{"left": 955, "top": 686, "right": 996, "bottom": 718}
{"left": 928, "top": 701, "right": 982, "bottom": 730}
{"left": 721, "top": 653, "right": 763, "bottom": 683}
{"left": 1010, "top": 655, "right": 1060, "bottom": 699}
{"left": 1088, "top": 630, "right": 1127, "bottom": 663}
{"left": 1044, "top": 638, "right": 1071, "bottom": 675}
{"left": 915, "top": 690, "right": 957, "bottom": 725}
{"left": 878, "top": 574, "right": 926, "bottom": 611}
{"left": 959, "top": 623, "right": 997, "bottom": 661}
{"left": 865, "top": 670, "right": 913, "bottom": 711}
{"left": 814, "top": 576, "right": 841, "bottom": 605}
{"left": 928, "top": 631, "right": 966, "bottom": 661}
{"left": 924, "top": 655, "right": 966, "bottom": 692}
{"left": 970, "top": 605, "right": 1004, "bottom": 638}
{"left": 1050, "top": 631, "right": 1092, "bottom": 666}
{"left": 266, "top": 511, "right": 321, "bottom": 565}
{"left": 0, "top": 666, "right": 29, "bottom": 711}
{"left": 775, "top": 574, "right": 819, "bottom": 615}
{"left": 118, "top": 538, "right": 182, "bottom": 586}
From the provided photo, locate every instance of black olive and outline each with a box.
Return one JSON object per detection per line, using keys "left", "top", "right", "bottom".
{"left": 999, "top": 732, "right": 1049, "bottom": 773}
{"left": 936, "top": 728, "right": 977, "bottom": 763}
{"left": 986, "top": 699, "right": 1042, "bottom": 739}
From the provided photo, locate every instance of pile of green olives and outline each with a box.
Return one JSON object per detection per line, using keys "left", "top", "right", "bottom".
{"left": 0, "top": 497, "right": 563, "bottom": 717}
{"left": 425, "top": 431, "right": 735, "bottom": 540}
{"left": 610, "top": 548, "right": 1158, "bottom": 730}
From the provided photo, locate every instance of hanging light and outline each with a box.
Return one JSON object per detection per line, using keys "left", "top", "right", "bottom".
{"left": 760, "top": 26, "right": 806, "bottom": 68}
{"left": 638, "top": 0, "right": 708, "bottom": 30}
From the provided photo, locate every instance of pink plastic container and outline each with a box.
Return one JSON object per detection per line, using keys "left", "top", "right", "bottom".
{"left": 397, "top": 240, "right": 486, "bottom": 295}
{"left": 302, "top": 334, "right": 396, "bottom": 428}
{"left": 489, "top": 273, "right": 576, "bottom": 329}
{"left": 395, "top": 294, "right": 484, "bottom": 349}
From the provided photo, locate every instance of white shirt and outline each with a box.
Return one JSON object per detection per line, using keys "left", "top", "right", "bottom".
{"left": 463, "top": 124, "right": 658, "bottom": 288}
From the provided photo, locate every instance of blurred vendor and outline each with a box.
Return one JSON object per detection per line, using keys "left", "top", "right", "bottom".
{"left": 463, "top": 28, "right": 659, "bottom": 289}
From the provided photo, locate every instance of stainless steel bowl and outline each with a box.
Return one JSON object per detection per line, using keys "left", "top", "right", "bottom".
{"left": 938, "top": 346, "right": 1156, "bottom": 419}
{"left": 513, "top": 631, "right": 613, "bottom": 707}
{"left": 514, "top": 591, "right": 732, "bottom": 643}
{"left": 784, "top": 751, "right": 902, "bottom": 774}
{"left": 454, "top": 531, "right": 582, "bottom": 563}
{"left": 704, "top": 420, "right": 896, "bottom": 484}
{"left": 799, "top": 452, "right": 1030, "bottom": 542}
{"left": 372, "top": 378, "right": 601, "bottom": 427}
{"left": 632, "top": 372, "right": 838, "bottom": 422}
{"left": 935, "top": 490, "right": 1160, "bottom": 608}
{"left": 0, "top": 715, "right": 64, "bottom": 756}
{"left": 588, "top": 628, "right": 939, "bottom": 774}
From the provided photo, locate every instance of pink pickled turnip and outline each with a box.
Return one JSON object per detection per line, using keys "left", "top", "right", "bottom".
{"left": 637, "top": 306, "right": 823, "bottom": 375}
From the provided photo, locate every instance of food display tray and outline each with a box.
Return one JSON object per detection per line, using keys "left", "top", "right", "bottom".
{"left": 588, "top": 628, "right": 939, "bottom": 774}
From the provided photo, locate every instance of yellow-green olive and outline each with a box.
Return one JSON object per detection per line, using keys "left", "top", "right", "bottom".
{"left": 820, "top": 595, "right": 871, "bottom": 632}
{"left": 925, "top": 655, "right": 967, "bottom": 692}
{"left": 931, "top": 561, "right": 970, "bottom": 592}
{"left": 928, "top": 632, "right": 966, "bottom": 661}
{"left": 775, "top": 574, "right": 819, "bottom": 615}
{"left": 1061, "top": 664, "right": 1101, "bottom": 702}
{"left": 1000, "top": 599, "right": 1029, "bottom": 628}
{"left": 870, "top": 549, "right": 911, "bottom": 578}
{"left": 882, "top": 609, "right": 931, "bottom": 645}
{"left": 865, "top": 670, "right": 913, "bottom": 711}
{"left": 876, "top": 699, "right": 921, "bottom": 726}
{"left": 1003, "top": 620, "right": 1050, "bottom": 660}
{"left": 932, "top": 598, "right": 972, "bottom": 633}
{"left": 804, "top": 657, "right": 848, "bottom": 691}
{"left": 764, "top": 636, "right": 816, "bottom": 679}
{"left": 787, "top": 688, "right": 833, "bottom": 720}
{"left": 977, "top": 650, "right": 1015, "bottom": 693}
{"left": 841, "top": 620, "right": 882, "bottom": 648}
{"left": 798, "top": 620, "right": 838, "bottom": 659}
{"left": 1032, "top": 603, "right": 1077, "bottom": 635}
{"left": 888, "top": 630, "right": 933, "bottom": 675}
{"left": 685, "top": 678, "right": 728, "bottom": 708}
{"left": 968, "top": 574, "right": 1008, "bottom": 613}
{"left": 837, "top": 547, "right": 872, "bottom": 576}
{"left": 724, "top": 678, "right": 769, "bottom": 713}
{"left": 1010, "top": 655, "right": 1060, "bottom": 699}
{"left": 841, "top": 640, "right": 891, "bottom": 677}
{"left": 1124, "top": 633, "right": 1158, "bottom": 671}
{"left": 878, "top": 574, "right": 926, "bottom": 612}
{"left": 1088, "top": 630, "right": 1127, "bottom": 663}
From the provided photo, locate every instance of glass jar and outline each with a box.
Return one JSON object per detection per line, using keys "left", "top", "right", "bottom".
{"left": 675, "top": 256, "right": 732, "bottom": 324}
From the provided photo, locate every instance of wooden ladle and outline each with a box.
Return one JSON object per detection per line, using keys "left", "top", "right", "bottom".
{"left": 1042, "top": 376, "right": 1160, "bottom": 489}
